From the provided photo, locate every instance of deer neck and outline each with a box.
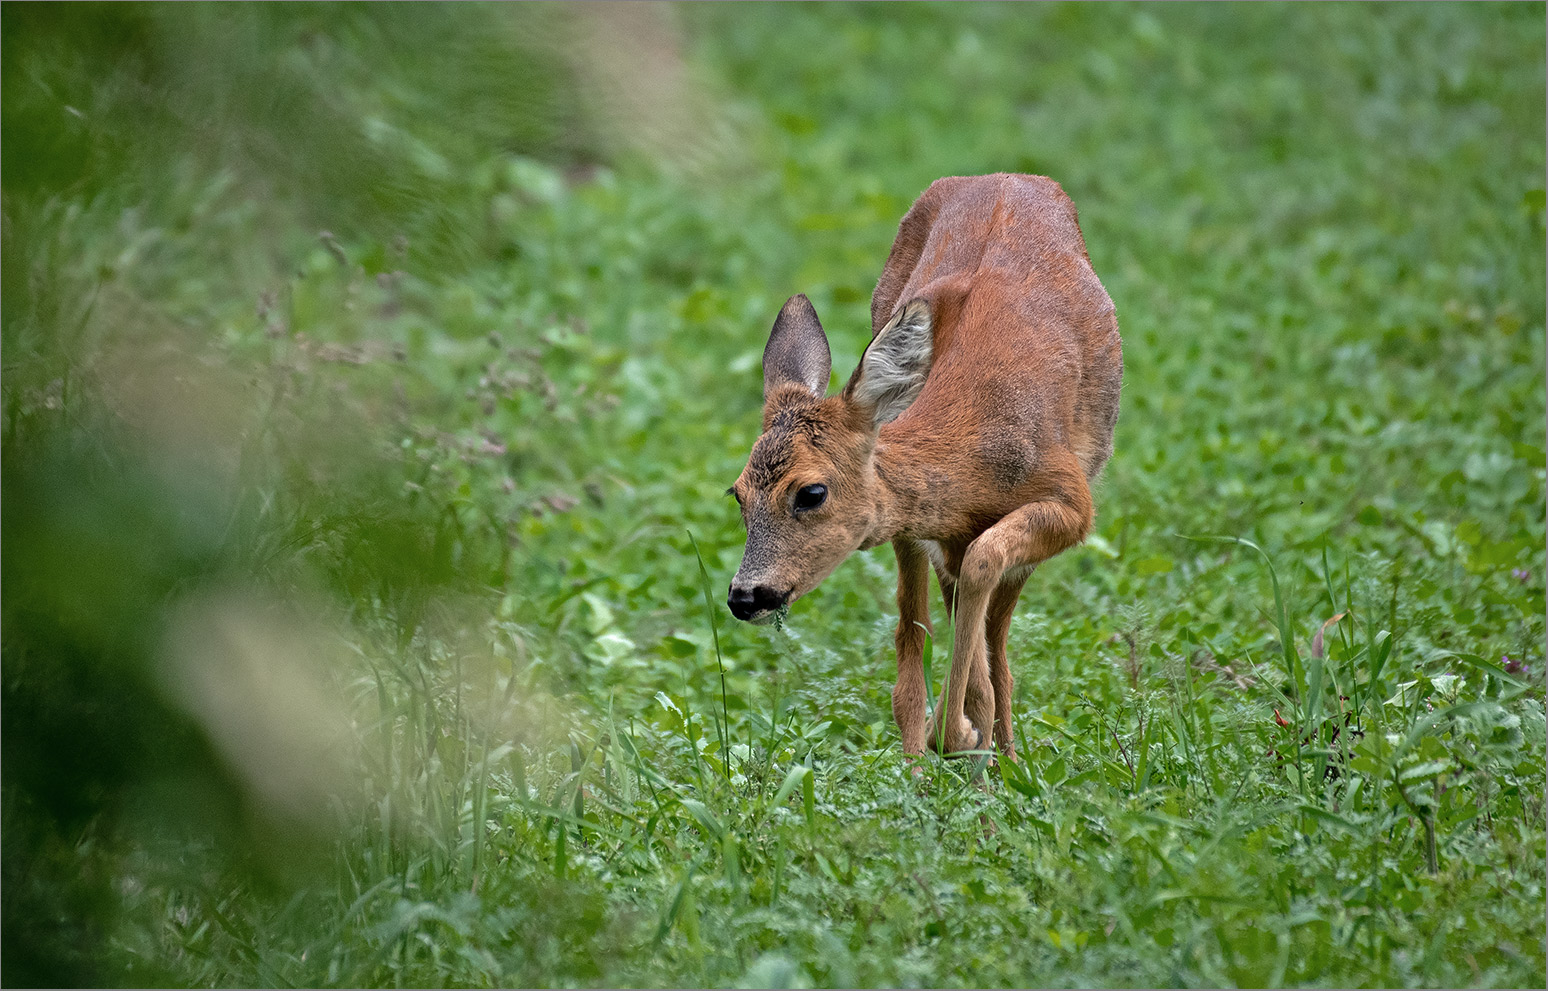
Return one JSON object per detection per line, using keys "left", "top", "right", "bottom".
{"left": 863, "top": 437, "right": 943, "bottom": 548}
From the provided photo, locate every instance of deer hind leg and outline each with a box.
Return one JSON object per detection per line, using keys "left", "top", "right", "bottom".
{"left": 936, "top": 569, "right": 959, "bottom": 622}
{"left": 891, "top": 540, "right": 933, "bottom": 755}
{"left": 987, "top": 569, "right": 1032, "bottom": 760}
{"left": 921, "top": 540, "right": 960, "bottom": 621}
{"left": 934, "top": 472, "right": 1092, "bottom": 756}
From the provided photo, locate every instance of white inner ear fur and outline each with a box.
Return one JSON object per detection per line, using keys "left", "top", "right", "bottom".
{"left": 853, "top": 298, "right": 932, "bottom": 427}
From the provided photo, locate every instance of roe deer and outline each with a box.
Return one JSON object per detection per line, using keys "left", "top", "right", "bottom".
{"left": 726, "top": 174, "right": 1122, "bottom": 759}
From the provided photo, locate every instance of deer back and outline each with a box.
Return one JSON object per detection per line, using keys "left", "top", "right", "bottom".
{"left": 869, "top": 174, "right": 1122, "bottom": 540}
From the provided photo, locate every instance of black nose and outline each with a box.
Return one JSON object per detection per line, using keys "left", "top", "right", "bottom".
{"left": 728, "top": 584, "right": 787, "bottom": 621}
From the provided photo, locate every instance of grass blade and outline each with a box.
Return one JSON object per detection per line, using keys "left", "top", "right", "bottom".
{"left": 687, "top": 530, "right": 733, "bottom": 781}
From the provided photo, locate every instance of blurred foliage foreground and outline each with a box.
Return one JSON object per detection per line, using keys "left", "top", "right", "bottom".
{"left": 2, "top": 3, "right": 1545, "bottom": 988}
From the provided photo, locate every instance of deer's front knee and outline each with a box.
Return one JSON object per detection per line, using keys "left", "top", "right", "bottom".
{"left": 959, "top": 535, "right": 1014, "bottom": 595}
{"left": 894, "top": 621, "right": 928, "bottom": 657}
{"left": 960, "top": 554, "right": 1002, "bottom": 591}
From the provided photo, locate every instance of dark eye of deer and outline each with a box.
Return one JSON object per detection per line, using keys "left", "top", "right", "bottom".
{"left": 794, "top": 484, "right": 827, "bottom": 512}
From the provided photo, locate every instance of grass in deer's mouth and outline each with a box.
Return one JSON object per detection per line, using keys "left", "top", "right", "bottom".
{"left": 2, "top": 3, "right": 1543, "bottom": 989}
{"left": 748, "top": 604, "right": 790, "bottom": 626}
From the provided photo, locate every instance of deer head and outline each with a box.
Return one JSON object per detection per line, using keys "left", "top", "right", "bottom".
{"left": 727, "top": 293, "right": 933, "bottom": 623}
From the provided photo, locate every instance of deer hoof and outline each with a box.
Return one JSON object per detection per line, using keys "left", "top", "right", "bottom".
{"left": 925, "top": 716, "right": 984, "bottom": 757}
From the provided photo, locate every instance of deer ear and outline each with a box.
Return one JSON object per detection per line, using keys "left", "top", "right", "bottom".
{"left": 843, "top": 297, "right": 933, "bottom": 428}
{"left": 763, "top": 294, "right": 832, "bottom": 399}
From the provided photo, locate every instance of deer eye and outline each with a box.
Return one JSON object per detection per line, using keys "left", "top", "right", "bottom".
{"left": 794, "top": 483, "right": 827, "bottom": 512}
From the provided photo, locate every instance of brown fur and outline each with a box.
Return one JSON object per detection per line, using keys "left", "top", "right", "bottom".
{"left": 730, "top": 174, "right": 1122, "bottom": 758}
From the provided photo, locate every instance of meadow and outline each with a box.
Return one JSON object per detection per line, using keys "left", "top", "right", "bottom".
{"left": 2, "top": 3, "right": 1544, "bottom": 987}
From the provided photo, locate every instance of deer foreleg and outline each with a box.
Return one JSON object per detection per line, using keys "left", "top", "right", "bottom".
{"left": 987, "top": 570, "right": 1032, "bottom": 759}
{"left": 891, "top": 540, "right": 934, "bottom": 755}
{"left": 934, "top": 473, "right": 1092, "bottom": 756}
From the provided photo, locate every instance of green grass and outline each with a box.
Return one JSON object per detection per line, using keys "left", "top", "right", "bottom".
{"left": 3, "top": 3, "right": 1544, "bottom": 987}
